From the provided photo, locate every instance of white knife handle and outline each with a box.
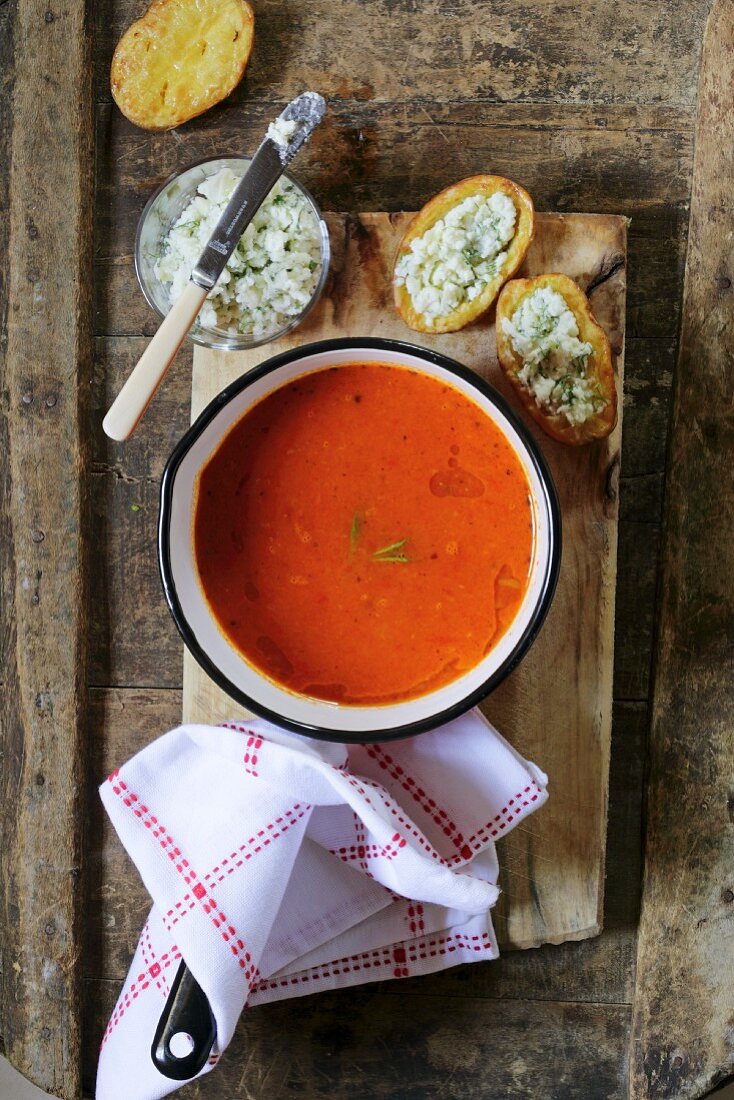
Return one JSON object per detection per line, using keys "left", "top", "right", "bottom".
{"left": 102, "top": 281, "right": 208, "bottom": 441}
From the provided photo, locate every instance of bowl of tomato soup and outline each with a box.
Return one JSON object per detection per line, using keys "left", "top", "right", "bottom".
{"left": 159, "top": 338, "right": 561, "bottom": 741}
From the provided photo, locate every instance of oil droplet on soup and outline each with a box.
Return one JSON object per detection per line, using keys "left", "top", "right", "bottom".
{"left": 193, "top": 363, "right": 534, "bottom": 704}
{"left": 429, "top": 466, "right": 485, "bottom": 498}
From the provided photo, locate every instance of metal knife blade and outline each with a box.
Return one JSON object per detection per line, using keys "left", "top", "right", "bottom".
{"left": 191, "top": 92, "right": 326, "bottom": 292}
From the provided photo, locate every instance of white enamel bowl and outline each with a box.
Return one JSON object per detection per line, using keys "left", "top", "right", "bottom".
{"left": 159, "top": 338, "right": 561, "bottom": 742}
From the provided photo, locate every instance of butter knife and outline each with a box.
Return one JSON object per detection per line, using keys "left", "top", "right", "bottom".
{"left": 103, "top": 92, "right": 326, "bottom": 442}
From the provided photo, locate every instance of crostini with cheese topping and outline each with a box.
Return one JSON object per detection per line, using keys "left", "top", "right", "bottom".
{"left": 496, "top": 273, "right": 617, "bottom": 445}
{"left": 393, "top": 175, "right": 534, "bottom": 334}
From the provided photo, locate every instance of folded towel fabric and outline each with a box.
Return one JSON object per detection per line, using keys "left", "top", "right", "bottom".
{"left": 96, "top": 710, "right": 548, "bottom": 1099}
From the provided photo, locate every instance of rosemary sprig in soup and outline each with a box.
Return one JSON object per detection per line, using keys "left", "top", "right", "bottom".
{"left": 372, "top": 539, "right": 409, "bottom": 563}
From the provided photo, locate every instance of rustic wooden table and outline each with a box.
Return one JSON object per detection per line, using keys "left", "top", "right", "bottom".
{"left": 1, "top": 0, "right": 732, "bottom": 1097}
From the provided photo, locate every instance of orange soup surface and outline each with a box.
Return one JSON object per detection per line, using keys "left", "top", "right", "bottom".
{"left": 194, "top": 363, "right": 534, "bottom": 704}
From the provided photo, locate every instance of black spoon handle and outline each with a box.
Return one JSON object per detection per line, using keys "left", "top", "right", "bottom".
{"left": 151, "top": 961, "right": 217, "bottom": 1081}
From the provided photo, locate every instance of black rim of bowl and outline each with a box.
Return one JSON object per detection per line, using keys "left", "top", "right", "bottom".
{"left": 159, "top": 336, "right": 562, "bottom": 743}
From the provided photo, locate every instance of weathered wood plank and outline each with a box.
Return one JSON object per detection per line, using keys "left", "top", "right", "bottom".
{"left": 630, "top": 1, "right": 734, "bottom": 1097}
{"left": 0, "top": 0, "right": 94, "bottom": 1093}
{"left": 94, "top": 101, "right": 694, "bottom": 225}
{"left": 89, "top": 336, "right": 191, "bottom": 689}
{"left": 0, "top": 0, "right": 12, "bottom": 305}
{"left": 613, "top": 519, "right": 660, "bottom": 702}
{"left": 84, "top": 978, "right": 631, "bottom": 1100}
{"left": 88, "top": 467, "right": 183, "bottom": 691}
{"left": 619, "top": 475, "right": 664, "bottom": 525}
{"left": 619, "top": 336, "right": 676, "bottom": 514}
{"left": 93, "top": 0, "right": 707, "bottom": 109}
{"left": 0, "top": 0, "right": 15, "bottom": 1057}
{"left": 93, "top": 100, "right": 692, "bottom": 339}
{"left": 624, "top": 236, "right": 689, "bottom": 343}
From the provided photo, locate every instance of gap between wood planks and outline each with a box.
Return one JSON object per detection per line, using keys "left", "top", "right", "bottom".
{"left": 91, "top": 92, "right": 699, "bottom": 120}
{"left": 82, "top": 973, "right": 637, "bottom": 1008}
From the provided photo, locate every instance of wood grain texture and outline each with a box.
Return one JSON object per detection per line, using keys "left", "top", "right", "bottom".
{"left": 85, "top": 978, "right": 630, "bottom": 1100}
{"left": 181, "top": 211, "right": 626, "bottom": 951}
{"left": 93, "top": 101, "right": 693, "bottom": 246}
{"left": 630, "top": 1, "right": 734, "bottom": 1097}
{"left": 0, "top": 0, "right": 94, "bottom": 1093}
{"left": 93, "top": 101, "right": 690, "bottom": 338}
{"left": 93, "top": 0, "right": 707, "bottom": 109}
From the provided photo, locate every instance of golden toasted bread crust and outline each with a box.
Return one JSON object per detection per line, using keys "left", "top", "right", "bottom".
{"left": 392, "top": 175, "right": 535, "bottom": 334}
{"left": 111, "top": 0, "right": 255, "bottom": 131}
{"left": 495, "top": 273, "right": 617, "bottom": 445}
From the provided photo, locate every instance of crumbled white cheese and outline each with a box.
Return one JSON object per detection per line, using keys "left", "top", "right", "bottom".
{"left": 394, "top": 191, "right": 517, "bottom": 326}
{"left": 501, "top": 286, "right": 602, "bottom": 426}
{"left": 154, "top": 168, "right": 322, "bottom": 337}
{"left": 266, "top": 117, "right": 298, "bottom": 148}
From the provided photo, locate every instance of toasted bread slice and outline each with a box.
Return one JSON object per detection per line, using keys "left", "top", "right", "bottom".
{"left": 111, "top": 0, "right": 255, "bottom": 131}
{"left": 393, "top": 175, "right": 534, "bottom": 334}
{"left": 496, "top": 273, "right": 617, "bottom": 445}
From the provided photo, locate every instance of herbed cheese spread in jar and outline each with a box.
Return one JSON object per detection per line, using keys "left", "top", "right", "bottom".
{"left": 154, "top": 167, "right": 323, "bottom": 338}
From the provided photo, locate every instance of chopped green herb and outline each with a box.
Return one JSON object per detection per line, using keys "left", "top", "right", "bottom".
{"left": 130, "top": 504, "right": 142, "bottom": 513}
{"left": 372, "top": 538, "right": 409, "bottom": 563}
{"left": 462, "top": 247, "right": 482, "bottom": 267}
{"left": 308, "top": 260, "right": 318, "bottom": 273}
{"left": 349, "top": 512, "right": 362, "bottom": 554}
{"left": 373, "top": 539, "right": 406, "bottom": 555}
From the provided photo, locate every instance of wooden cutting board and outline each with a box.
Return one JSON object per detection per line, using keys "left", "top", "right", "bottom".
{"left": 184, "top": 211, "right": 627, "bottom": 950}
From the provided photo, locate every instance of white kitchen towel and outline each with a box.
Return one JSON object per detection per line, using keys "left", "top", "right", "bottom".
{"left": 96, "top": 710, "right": 548, "bottom": 1100}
